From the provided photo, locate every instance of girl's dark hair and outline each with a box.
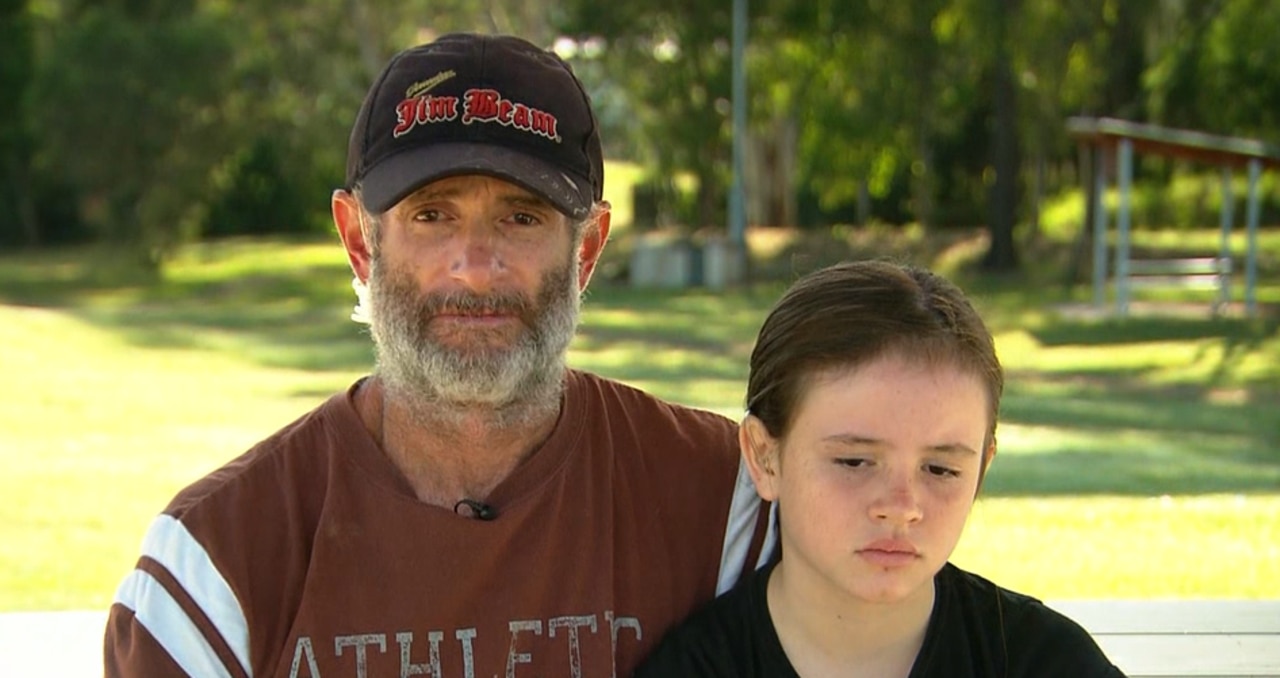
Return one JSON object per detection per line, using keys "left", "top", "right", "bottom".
{"left": 746, "top": 260, "right": 1003, "bottom": 449}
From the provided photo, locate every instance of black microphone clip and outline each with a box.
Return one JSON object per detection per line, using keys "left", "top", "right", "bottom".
{"left": 454, "top": 498, "right": 497, "bottom": 521}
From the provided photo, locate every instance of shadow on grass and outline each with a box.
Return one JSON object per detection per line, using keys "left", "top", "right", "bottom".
{"left": 0, "top": 243, "right": 377, "bottom": 372}
{"left": 1033, "top": 315, "right": 1279, "bottom": 347}
{"left": 72, "top": 276, "right": 377, "bottom": 373}
{"left": 983, "top": 447, "right": 1280, "bottom": 497}
{"left": 997, "top": 368, "right": 1279, "bottom": 496}
{"left": 1003, "top": 375, "right": 1279, "bottom": 439}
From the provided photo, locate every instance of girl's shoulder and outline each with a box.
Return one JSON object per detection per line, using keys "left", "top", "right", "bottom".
{"left": 632, "top": 562, "right": 798, "bottom": 678}
{"left": 929, "top": 564, "right": 1126, "bottom": 677}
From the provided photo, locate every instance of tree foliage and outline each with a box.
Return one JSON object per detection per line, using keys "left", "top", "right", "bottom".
{"left": 29, "top": 2, "right": 234, "bottom": 265}
{"left": 6, "top": 0, "right": 1279, "bottom": 273}
{"left": 0, "top": 0, "right": 38, "bottom": 247}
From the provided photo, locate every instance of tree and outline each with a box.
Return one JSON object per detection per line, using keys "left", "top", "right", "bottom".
{"left": 976, "top": 0, "right": 1021, "bottom": 270}
{"left": 0, "top": 0, "right": 38, "bottom": 247}
{"left": 1148, "top": 0, "right": 1280, "bottom": 138}
{"left": 557, "top": 0, "right": 745, "bottom": 230}
{"left": 18, "top": 0, "right": 568, "bottom": 262}
{"left": 30, "top": 3, "right": 235, "bottom": 266}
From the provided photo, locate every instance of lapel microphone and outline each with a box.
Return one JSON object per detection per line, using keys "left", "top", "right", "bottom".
{"left": 454, "top": 498, "right": 497, "bottom": 521}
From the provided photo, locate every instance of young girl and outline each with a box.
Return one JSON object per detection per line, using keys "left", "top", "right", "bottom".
{"left": 635, "top": 261, "right": 1124, "bottom": 677}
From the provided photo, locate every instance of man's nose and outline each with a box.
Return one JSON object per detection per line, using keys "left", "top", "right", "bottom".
{"left": 448, "top": 225, "right": 506, "bottom": 291}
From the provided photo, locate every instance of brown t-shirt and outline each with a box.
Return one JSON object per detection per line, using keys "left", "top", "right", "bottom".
{"left": 105, "top": 370, "right": 774, "bottom": 677}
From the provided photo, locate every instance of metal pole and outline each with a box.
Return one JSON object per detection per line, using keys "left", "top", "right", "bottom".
{"left": 1116, "top": 139, "right": 1133, "bottom": 317}
{"left": 1092, "top": 147, "right": 1109, "bottom": 310}
{"left": 728, "top": 0, "right": 748, "bottom": 279}
{"left": 1219, "top": 167, "right": 1234, "bottom": 311}
{"left": 1245, "top": 159, "right": 1261, "bottom": 317}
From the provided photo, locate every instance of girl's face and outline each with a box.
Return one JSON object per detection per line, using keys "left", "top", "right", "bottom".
{"left": 744, "top": 353, "right": 993, "bottom": 608}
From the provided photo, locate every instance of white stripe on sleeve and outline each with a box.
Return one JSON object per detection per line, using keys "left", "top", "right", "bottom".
{"left": 126, "top": 514, "right": 251, "bottom": 676}
{"left": 715, "top": 458, "right": 777, "bottom": 595}
{"left": 757, "top": 502, "right": 778, "bottom": 569}
{"left": 114, "top": 569, "right": 236, "bottom": 678}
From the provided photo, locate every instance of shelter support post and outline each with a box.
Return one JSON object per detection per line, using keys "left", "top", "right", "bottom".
{"left": 1115, "top": 139, "right": 1134, "bottom": 316}
{"left": 1245, "top": 158, "right": 1261, "bottom": 316}
{"left": 1219, "top": 167, "right": 1235, "bottom": 311}
{"left": 726, "top": 0, "right": 748, "bottom": 286}
{"left": 1092, "top": 147, "right": 1109, "bottom": 309}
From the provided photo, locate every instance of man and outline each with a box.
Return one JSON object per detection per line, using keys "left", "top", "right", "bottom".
{"left": 104, "top": 33, "right": 773, "bottom": 678}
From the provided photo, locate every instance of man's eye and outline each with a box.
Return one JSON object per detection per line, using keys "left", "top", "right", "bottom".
{"left": 413, "top": 209, "right": 442, "bottom": 222}
{"left": 926, "top": 464, "right": 961, "bottom": 478}
{"left": 511, "top": 212, "right": 541, "bottom": 226}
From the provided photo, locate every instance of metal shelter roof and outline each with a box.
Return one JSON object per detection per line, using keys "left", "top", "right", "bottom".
{"left": 1067, "top": 117, "right": 1280, "bottom": 170}
{"left": 1067, "top": 117, "right": 1272, "bottom": 317}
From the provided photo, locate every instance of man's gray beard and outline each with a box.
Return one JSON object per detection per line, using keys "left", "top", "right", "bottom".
{"left": 367, "top": 258, "right": 580, "bottom": 427}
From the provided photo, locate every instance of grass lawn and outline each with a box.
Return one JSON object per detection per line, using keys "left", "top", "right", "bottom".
{"left": 1, "top": 217, "right": 1278, "bottom": 610}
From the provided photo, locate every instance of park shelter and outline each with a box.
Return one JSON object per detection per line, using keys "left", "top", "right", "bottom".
{"left": 1066, "top": 117, "right": 1280, "bottom": 317}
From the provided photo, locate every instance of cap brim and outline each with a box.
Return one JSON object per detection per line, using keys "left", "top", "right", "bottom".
{"left": 358, "top": 143, "right": 594, "bottom": 219}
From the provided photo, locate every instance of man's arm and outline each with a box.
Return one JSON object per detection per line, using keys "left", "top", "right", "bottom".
{"left": 714, "top": 459, "right": 777, "bottom": 595}
{"left": 104, "top": 515, "right": 250, "bottom": 678}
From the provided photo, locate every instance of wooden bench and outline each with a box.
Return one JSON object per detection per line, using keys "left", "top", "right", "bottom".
{"left": 1123, "top": 257, "right": 1233, "bottom": 314}
{"left": 1049, "top": 599, "right": 1280, "bottom": 677}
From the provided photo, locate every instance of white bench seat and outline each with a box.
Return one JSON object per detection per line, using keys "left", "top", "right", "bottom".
{"left": 1123, "top": 257, "right": 1233, "bottom": 314}
{"left": 1049, "top": 600, "right": 1280, "bottom": 677}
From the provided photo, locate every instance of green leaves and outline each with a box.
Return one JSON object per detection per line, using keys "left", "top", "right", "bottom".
{"left": 29, "top": 4, "right": 235, "bottom": 264}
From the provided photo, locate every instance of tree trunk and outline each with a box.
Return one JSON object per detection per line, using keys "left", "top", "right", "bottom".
{"left": 913, "top": 135, "right": 935, "bottom": 230}
{"left": 983, "top": 0, "right": 1020, "bottom": 271}
{"left": 349, "top": 0, "right": 385, "bottom": 81}
{"left": 857, "top": 179, "right": 871, "bottom": 226}
{"left": 1064, "top": 143, "right": 1096, "bottom": 290}
{"left": 6, "top": 154, "right": 40, "bottom": 248}
{"left": 697, "top": 166, "right": 720, "bottom": 230}
{"left": 1027, "top": 148, "right": 1044, "bottom": 240}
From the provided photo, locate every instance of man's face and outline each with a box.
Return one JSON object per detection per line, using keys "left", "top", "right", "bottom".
{"left": 364, "top": 175, "right": 586, "bottom": 409}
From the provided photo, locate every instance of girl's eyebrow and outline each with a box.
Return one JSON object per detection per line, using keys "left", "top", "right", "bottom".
{"left": 926, "top": 443, "right": 980, "bottom": 456}
{"left": 821, "top": 433, "right": 880, "bottom": 446}
{"left": 821, "top": 434, "right": 978, "bottom": 456}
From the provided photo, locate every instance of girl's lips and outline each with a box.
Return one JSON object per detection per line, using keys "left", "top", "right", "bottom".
{"left": 861, "top": 538, "right": 918, "bottom": 554}
{"left": 857, "top": 539, "right": 920, "bottom": 567}
{"left": 858, "top": 550, "right": 920, "bottom": 568}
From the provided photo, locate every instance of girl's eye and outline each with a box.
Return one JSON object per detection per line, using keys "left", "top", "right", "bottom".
{"left": 836, "top": 458, "right": 869, "bottom": 469}
{"left": 926, "top": 464, "right": 961, "bottom": 478}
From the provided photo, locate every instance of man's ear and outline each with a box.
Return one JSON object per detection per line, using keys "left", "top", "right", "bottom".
{"left": 740, "top": 414, "right": 781, "bottom": 502}
{"left": 333, "top": 189, "right": 373, "bottom": 283}
{"left": 576, "top": 203, "right": 611, "bottom": 290}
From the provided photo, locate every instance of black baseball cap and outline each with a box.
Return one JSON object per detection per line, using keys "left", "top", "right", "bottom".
{"left": 345, "top": 33, "right": 604, "bottom": 219}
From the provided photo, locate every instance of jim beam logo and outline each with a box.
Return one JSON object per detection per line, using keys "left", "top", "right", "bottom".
{"left": 393, "top": 70, "right": 561, "bottom": 142}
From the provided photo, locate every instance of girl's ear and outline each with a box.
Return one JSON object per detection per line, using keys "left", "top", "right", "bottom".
{"left": 975, "top": 437, "right": 998, "bottom": 496}
{"left": 740, "top": 414, "right": 781, "bottom": 502}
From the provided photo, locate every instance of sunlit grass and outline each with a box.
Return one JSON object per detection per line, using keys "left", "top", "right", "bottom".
{"left": 0, "top": 305, "right": 359, "bottom": 610}
{"left": 954, "top": 494, "right": 1280, "bottom": 598}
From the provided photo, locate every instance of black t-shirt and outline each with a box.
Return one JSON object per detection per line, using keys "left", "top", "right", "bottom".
{"left": 634, "top": 560, "right": 1126, "bottom": 677}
